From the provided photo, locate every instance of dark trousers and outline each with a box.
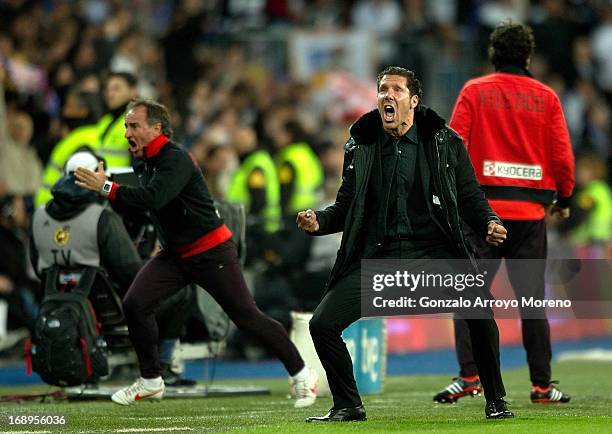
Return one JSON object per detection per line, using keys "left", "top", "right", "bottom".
{"left": 455, "top": 219, "right": 551, "bottom": 387}
{"left": 122, "top": 240, "right": 304, "bottom": 378}
{"left": 310, "top": 241, "right": 506, "bottom": 408}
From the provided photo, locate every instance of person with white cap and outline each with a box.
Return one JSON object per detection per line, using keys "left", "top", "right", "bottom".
{"left": 30, "top": 151, "right": 142, "bottom": 301}
{"left": 31, "top": 151, "right": 197, "bottom": 387}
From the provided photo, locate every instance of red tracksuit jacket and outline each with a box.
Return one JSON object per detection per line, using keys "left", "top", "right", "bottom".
{"left": 450, "top": 69, "right": 575, "bottom": 220}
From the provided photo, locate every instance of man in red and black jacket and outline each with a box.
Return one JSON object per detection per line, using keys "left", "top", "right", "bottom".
{"left": 75, "top": 99, "right": 318, "bottom": 408}
{"left": 433, "top": 21, "right": 574, "bottom": 405}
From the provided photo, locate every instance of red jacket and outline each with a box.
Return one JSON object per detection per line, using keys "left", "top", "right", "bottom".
{"left": 450, "top": 70, "right": 574, "bottom": 220}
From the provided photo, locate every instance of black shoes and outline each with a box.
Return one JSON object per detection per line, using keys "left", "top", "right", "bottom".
{"left": 305, "top": 400, "right": 512, "bottom": 422}
{"left": 485, "top": 399, "right": 514, "bottom": 419}
{"left": 306, "top": 405, "right": 367, "bottom": 422}
{"left": 161, "top": 364, "right": 196, "bottom": 387}
{"left": 531, "top": 382, "right": 571, "bottom": 403}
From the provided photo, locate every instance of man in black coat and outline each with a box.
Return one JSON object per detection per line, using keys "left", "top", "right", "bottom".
{"left": 297, "top": 67, "right": 513, "bottom": 421}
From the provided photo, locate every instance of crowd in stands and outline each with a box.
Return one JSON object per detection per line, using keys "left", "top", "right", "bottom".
{"left": 0, "top": 0, "right": 610, "bottom": 357}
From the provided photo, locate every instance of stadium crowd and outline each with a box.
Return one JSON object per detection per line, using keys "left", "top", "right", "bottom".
{"left": 0, "top": 0, "right": 610, "bottom": 358}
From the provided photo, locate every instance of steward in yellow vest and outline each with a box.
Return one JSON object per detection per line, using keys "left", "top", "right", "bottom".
{"left": 96, "top": 72, "right": 137, "bottom": 169}
{"left": 35, "top": 89, "right": 103, "bottom": 206}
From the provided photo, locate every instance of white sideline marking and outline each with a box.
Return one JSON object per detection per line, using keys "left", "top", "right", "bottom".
{"left": 557, "top": 349, "right": 612, "bottom": 362}
{"left": 120, "top": 409, "right": 279, "bottom": 420}
{"left": 115, "top": 428, "right": 193, "bottom": 433}
{"left": 0, "top": 432, "right": 52, "bottom": 434}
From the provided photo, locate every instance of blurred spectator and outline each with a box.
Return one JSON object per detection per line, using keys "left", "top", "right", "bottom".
{"left": 425, "top": 0, "right": 458, "bottom": 26}
{"left": 351, "top": 0, "right": 402, "bottom": 34}
{"left": 305, "top": 0, "right": 347, "bottom": 29}
{"left": 581, "top": 98, "right": 611, "bottom": 159}
{"left": 0, "top": 194, "right": 38, "bottom": 335}
{"left": 227, "top": 126, "right": 281, "bottom": 236}
{"left": 183, "top": 79, "right": 213, "bottom": 142}
{"left": 35, "top": 88, "right": 103, "bottom": 206}
{"left": 97, "top": 71, "right": 138, "bottom": 168}
{"left": 561, "top": 78, "right": 598, "bottom": 149}
{"left": 0, "top": 74, "right": 42, "bottom": 199}
{"left": 530, "top": 0, "right": 577, "bottom": 85}
{"left": 272, "top": 120, "right": 323, "bottom": 218}
{"left": 559, "top": 153, "right": 612, "bottom": 247}
{"left": 571, "top": 36, "right": 598, "bottom": 86}
{"left": 265, "top": 0, "right": 297, "bottom": 27}
{"left": 591, "top": 5, "right": 612, "bottom": 97}
{"left": 162, "top": 0, "right": 205, "bottom": 97}
{"left": 399, "top": 0, "right": 427, "bottom": 34}
{"left": 200, "top": 145, "right": 237, "bottom": 199}
{"left": 351, "top": 0, "right": 402, "bottom": 63}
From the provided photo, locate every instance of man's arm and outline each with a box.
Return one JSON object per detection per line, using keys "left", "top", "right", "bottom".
{"left": 112, "top": 150, "right": 193, "bottom": 211}
{"left": 453, "top": 136, "right": 502, "bottom": 236}
{"left": 549, "top": 95, "right": 575, "bottom": 211}
{"left": 76, "top": 149, "right": 192, "bottom": 211}
{"left": 298, "top": 140, "right": 356, "bottom": 235}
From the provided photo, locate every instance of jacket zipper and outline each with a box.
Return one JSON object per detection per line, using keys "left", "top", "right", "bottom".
{"left": 434, "top": 131, "right": 466, "bottom": 252}
{"left": 434, "top": 132, "right": 454, "bottom": 237}
{"left": 436, "top": 131, "right": 470, "bottom": 257}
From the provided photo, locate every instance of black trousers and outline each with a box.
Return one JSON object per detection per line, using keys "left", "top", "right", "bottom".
{"left": 122, "top": 240, "right": 304, "bottom": 378}
{"left": 310, "top": 241, "right": 506, "bottom": 408}
{"left": 455, "top": 219, "right": 551, "bottom": 387}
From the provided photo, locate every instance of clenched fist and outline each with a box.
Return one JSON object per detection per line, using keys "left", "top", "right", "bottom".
{"left": 296, "top": 209, "right": 320, "bottom": 232}
{"left": 486, "top": 221, "right": 507, "bottom": 246}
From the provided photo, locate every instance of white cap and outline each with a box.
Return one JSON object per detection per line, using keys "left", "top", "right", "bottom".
{"left": 65, "top": 151, "right": 98, "bottom": 175}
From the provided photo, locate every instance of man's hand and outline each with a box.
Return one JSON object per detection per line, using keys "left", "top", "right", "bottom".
{"left": 486, "top": 221, "right": 507, "bottom": 246}
{"left": 296, "top": 209, "right": 320, "bottom": 232}
{"left": 549, "top": 204, "right": 570, "bottom": 219}
{"left": 0, "top": 274, "right": 14, "bottom": 295}
{"left": 75, "top": 161, "right": 107, "bottom": 193}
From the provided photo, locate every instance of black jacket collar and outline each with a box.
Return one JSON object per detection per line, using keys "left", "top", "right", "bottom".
{"left": 349, "top": 105, "right": 447, "bottom": 146}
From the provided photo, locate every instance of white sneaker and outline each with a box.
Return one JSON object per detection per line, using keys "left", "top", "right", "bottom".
{"left": 293, "top": 367, "right": 318, "bottom": 408}
{"left": 111, "top": 377, "right": 165, "bottom": 406}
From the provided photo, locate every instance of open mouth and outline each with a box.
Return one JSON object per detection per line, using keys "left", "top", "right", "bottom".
{"left": 383, "top": 104, "right": 395, "bottom": 122}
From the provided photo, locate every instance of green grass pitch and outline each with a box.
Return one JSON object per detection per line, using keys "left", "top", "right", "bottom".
{"left": 0, "top": 360, "right": 610, "bottom": 433}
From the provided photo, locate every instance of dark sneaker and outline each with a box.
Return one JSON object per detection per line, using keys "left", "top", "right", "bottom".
{"left": 161, "top": 364, "right": 196, "bottom": 387}
{"left": 485, "top": 399, "right": 514, "bottom": 419}
{"left": 434, "top": 376, "right": 483, "bottom": 403}
{"left": 531, "top": 382, "right": 570, "bottom": 403}
{"left": 306, "top": 405, "right": 366, "bottom": 422}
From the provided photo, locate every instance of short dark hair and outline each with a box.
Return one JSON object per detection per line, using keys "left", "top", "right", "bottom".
{"left": 66, "top": 88, "right": 103, "bottom": 120}
{"left": 376, "top": 66, "right": 423, "bottom": 101}
{"left": 127, "top": 98, "right": 174, "bottom": 138}
{"left": 107, "top": 71, "right": 138, "bottom": 88}
{"left": 488, "top": 21, "right": 535, "bottom": 69}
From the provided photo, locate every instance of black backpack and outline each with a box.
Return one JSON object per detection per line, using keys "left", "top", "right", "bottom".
{"left": 26, "top": 267, "right": 109, "bottom": 387}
